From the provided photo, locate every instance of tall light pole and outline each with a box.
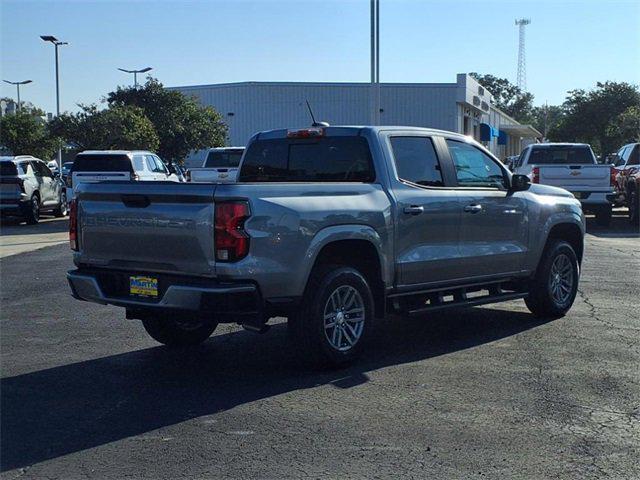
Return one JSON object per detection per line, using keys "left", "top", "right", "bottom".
{"left": 2, "top": 80, "right": 32, "bottom": 112}
{"left": 118, "top": 67, "right": 152, "bottom": 88}
{"left": 515, "top": 18, "right": 531, "bottom": 91}
{"left": 41, "top": 35, "right": 68, "bottom": 168}
{"left": 370, "top": 0, "right": 380, "bottom": 125}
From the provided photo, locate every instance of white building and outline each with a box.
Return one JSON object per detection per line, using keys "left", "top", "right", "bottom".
{"left": 170, "top": 74, "right": 540, "bottom": 158}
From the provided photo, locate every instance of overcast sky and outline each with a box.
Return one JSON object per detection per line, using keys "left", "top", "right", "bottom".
{"left": 1, "top": 0, "right": 638, "bottom": 114}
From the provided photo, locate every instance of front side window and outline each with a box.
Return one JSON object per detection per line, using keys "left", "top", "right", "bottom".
{"left": 153, "top": 156, "right": 168, "bottom": 174}
{"left": 390, "top": 136, "right": 443, "bottom": 187}
{"left": 628, "top": 145, "right": 639, "bottom": 166}
{"left": 446, "top": 140, "right": 506, "bottom": 188}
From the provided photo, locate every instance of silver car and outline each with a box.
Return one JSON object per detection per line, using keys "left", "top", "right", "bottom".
{"left": 0, "top": 156, "right": 68, "bottom": 224}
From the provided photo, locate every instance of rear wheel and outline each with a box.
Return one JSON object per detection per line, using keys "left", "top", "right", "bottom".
{"left": 53, "top": 191, "right": 68, "bottom": 217}
{"left": 628, "top": 188, "right": 639, "bottom": 225}
{"left": 25, "top": 195, "right": 40, "bottom": 225}
{"left": 595, "top": 205, "right": 612, "bottom": 227}
{"left": 525, "top": 240, "right": 579, "bottom": 318}
{"left": 289, "top": 265, "right": 374, "bottom": 368}
{"left": 142, "top": 315, "right": 218, "bottom": 346}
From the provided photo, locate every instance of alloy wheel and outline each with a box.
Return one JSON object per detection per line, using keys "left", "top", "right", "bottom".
{"left": 323, "top": 285, "right": 365, "bottom": 352}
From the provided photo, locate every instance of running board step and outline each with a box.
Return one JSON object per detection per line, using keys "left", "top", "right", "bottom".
{"left": 407, "top": 291, "right": 528, "bottom": 316}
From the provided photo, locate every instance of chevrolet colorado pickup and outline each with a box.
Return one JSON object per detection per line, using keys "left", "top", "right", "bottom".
{"left": 67, "top": 126, "right": 585, "bottom": 367}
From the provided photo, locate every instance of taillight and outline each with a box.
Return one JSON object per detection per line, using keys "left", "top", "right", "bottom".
{"left": 532, "top": 166, "right": 540, "bottom": 184}
{"left": 610, "top": 166, "right": 617, "bottom": 187}
{"left": 186, "top": 170, "right": 191, "bottom": 182}
{"left": 132, "top": 173, "right": 140, "bottom": 181}
{"left": 214, "top": 202, "right": 250, "bottom": 261}
{"left": 69, "top": 199, "right": 78, "bottom": 251}
{"left": 65, "top": 175, "right": 73, "bottom": 188}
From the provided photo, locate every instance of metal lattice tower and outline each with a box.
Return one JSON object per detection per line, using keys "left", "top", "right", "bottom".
{"left": 515, "top": 18, "right": 531, "bottom": 91}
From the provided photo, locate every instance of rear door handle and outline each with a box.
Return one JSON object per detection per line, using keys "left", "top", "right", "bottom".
{"left": 403, "top": 205, "right": 424, "bottom": 215}
{"left": 464, "top": 204, "right": 482, "bottom": 213}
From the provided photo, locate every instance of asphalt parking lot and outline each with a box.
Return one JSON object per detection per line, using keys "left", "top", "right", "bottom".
{"left": 1, "top": 213, "right": 638, "bottom": 479}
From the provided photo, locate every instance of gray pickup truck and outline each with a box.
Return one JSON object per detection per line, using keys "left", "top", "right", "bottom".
{"left": 68, "top": 126, "right": 585, "bottom": 367}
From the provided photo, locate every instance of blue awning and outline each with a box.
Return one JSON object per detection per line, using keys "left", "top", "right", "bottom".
{"left": 480, "top": 123, "right": 499, "bottom": 141}
{"left": 498, "top": 130, "right": 508, "bottom": 145}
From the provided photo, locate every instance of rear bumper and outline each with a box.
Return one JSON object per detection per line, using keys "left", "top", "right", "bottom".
{"left": 577, "top": 191, "right": 612, "bottom": 207}
{"left": 67, "top": 268, "right": 264, "bottom": 325}
{"left": 0, "top": 198, "right": 30, "bottom": 216}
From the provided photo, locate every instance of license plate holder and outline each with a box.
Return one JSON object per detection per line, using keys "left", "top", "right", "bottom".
{"left": 129, "top": 275, "right": 158, "bottom": 298}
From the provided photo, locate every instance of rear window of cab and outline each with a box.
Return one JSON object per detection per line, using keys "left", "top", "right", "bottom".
{"left": 239, "top": 137, "right": 375, "bottom": 183}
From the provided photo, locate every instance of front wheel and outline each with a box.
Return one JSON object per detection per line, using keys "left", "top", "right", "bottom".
{"left": 53, "top": 191, "right": 68, "bottom": 217}
{"left": 142, "top": 315, "right": 218, "bottom": 346}
{"left": 525, "top": 240, "right": 579, "bottom": 318}
{"left": 289, "top": 265, "right": 374, "bottom": 368}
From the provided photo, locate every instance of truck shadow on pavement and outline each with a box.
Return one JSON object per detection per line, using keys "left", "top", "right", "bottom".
{"left": 585, "top": 210, "right": 639, "bottom": 238}
{"left": 1, "top": 307, "right": 552, "bottom": 472}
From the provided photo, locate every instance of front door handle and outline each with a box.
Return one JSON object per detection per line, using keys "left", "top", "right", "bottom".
{"left": 464, "top": 204, "right": 482, "bottom": 213}
{"left": 403, "top": 205, "right": 424, "bottom": 215}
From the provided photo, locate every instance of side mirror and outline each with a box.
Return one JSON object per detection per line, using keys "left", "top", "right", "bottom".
{"left": 510, "top": 174, "right": 530, "bottom": 192}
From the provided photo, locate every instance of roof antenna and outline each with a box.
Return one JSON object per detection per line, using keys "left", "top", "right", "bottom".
{"left": 306, "top": 100, "right": 329, "bottom": 127}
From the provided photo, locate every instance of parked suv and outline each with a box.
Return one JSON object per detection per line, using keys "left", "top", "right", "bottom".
{"left": 610, "top": 143, "right": 640, "bottom": 224}
{"left": 0, "top": 155, "right": 68, "bottom": 224}
{"left": 68, "top": 126, "right": 585, "bottom": 367}
{"left": 68, "top": 150, "right": 181, "bottom": 194}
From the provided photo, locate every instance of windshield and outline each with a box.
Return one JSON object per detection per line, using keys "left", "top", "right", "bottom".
{"left": 72, "top": 154, "right": 133, "bottom": 172}
{"left": 204, "top": 150, "right": 244, "bottom": 168}
{"left": 529, "top": 146, "right": 595, "bottom": 165}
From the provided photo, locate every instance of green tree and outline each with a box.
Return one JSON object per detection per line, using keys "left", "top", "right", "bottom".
{"left": 49, "top": 104, "right": 159, "bottom": 151}
{"left": 531, "top": 104, "right": 565, "bottom": 140}
{"left": 550, "top": 81, "right": 640, "bottom": 156}
{"left": 106, "top": 78, "right": 227, "bottom": 164}
{"left": 606, "top": 105, "right": 640, "bottom": 146}
{"left": 0, "top": 107, "right": 58, "bottom": 160}
{"left": 469, "top": 73, "right": 535, "bottom": 122}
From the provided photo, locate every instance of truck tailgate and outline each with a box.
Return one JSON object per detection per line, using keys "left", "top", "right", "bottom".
{"left": 75, "top": 182, "right": 217, "bottom": 276}
{"left": 537, "top": 165, "right": 611, "bottom": 191}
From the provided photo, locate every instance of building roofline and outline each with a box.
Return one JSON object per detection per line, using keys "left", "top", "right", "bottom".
{"left": 169, "top": 81, "right": 458, "bottom": 90}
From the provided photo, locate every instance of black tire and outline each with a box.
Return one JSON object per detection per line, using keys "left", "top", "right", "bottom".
{"left": 525, "top": 240, "right": 579, "bottom": 318}
{"left": 628, "top": 188, "right": 639, "bottom": 226}
{"left": 289, "top": 265, "right": 374, "bottom": 368}
{"left": 142, "top": 314, "right": 218, "bottom": 346}
{"left": 595, "top": 205, "right": 612, "bottom": 227}
{"left": 53, "top": 191, "right": 68, "bottom": 217}
{"left": 25, "top": 194, "right": 40, "bottom": 225}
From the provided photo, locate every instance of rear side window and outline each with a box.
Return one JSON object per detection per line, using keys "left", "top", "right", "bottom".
{"left": 0, "top": 162, "right": 18, "bottom": 176}
{"left": 239, "top": 137, "right": 375, "bottom": 183}
{"left": 528, "top": 147, "right": 595, "bottom": 165}
{"left": 72, "top": 154, "right": 134, "bottom": 173}
{"left": 132, "top": 155, "right": 145, "bottom": 171}
{"left": 205, "top": 150, "right": 243, "bottom": 168}
{"left": 390, "top": 136, "right": 443, "bottom": 187}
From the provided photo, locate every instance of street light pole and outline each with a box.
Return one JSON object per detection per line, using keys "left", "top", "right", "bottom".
{"left": 2, "top": 80, "right": 32, "bottom": 112}
{"left": 41, "top": 35, "right": 68, "bottom": 169}
{"left": 117, "top": 67, "right": 153, "bottom": 88}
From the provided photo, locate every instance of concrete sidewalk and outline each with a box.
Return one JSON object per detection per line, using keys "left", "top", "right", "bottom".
{"left": 0, "top": 217, "right": 69, "bottom": 258}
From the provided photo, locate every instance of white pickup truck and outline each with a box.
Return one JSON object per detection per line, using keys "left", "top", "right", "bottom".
{"left": 514, "top": 143, "right": 615, "bottom": 225}
{"left": 187, "top": 147, "right": 245, "bottom": 183}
